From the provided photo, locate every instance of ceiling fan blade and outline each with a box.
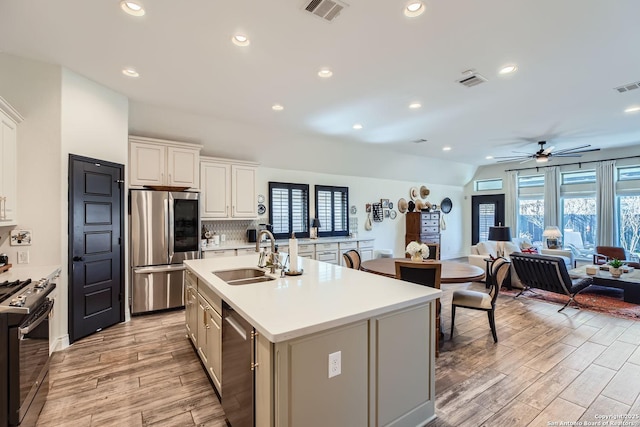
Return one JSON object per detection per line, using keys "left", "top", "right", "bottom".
{"left": 551, "top": 145, "right": 592, "bottom": 154}
{"left": 552, "top": 154, "right": 584, "bottom": 158}
{"left": 542, "top": 146, "right": 555, "bottom": 155}
{"left": 493, "top": 155, "right": 532, "bottom": 160}
{"left": 519, "top": 158, "right": 535, "bottom": 164}
{"left": 496, "top": 157, "right": 530, "bottom": 163}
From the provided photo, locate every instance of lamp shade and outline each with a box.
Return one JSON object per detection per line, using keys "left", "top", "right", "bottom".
{"left": 312, "top": 218, "right": 321, "bottom": 228}
{"left": 488, "top": 226, "right": 511, "bottom": 242}
{"left": 542, "top": 226, "right": 562, "bottom": 238}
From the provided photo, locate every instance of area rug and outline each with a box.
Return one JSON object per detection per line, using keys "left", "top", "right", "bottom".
{"left": 500, "top": 285, "right": 640, "bottom": 320}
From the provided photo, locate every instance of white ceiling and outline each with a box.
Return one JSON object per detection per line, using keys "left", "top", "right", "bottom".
{"left": 2, "top": 0, "right": 640, "bottom": 167}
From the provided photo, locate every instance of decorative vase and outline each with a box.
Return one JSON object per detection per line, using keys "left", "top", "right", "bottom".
{"left": 610, "top": 267, "right": 622, "bottom": 278}
{"left": 411, "top": 253, "right": 423, "bottom": 262}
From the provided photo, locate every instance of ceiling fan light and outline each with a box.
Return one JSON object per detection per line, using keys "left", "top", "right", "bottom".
{"left": 536, "top": 156, "right": 549, "bottom": 163}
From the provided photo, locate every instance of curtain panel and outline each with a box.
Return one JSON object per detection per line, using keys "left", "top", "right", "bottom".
{"left": 544, "top": 167, "right": 559, "bottom": 228}
{"left": 596, "top": 160, "right": 616, "bottom": 246}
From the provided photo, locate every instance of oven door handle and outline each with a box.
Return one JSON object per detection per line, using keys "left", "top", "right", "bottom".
{"left": 19, "top": 299, "right": 54, "bottom": 337}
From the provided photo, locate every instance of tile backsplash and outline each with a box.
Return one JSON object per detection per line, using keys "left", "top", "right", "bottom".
{"left": 202, "top": 218, "right": 357, "bottom": 242}
{"left": 202, "top": 220, "right": 261, "bottom": 243}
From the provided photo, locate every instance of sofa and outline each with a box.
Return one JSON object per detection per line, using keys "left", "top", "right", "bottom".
{"left": 468, "top": 238, "right": 574, "bottom": 289}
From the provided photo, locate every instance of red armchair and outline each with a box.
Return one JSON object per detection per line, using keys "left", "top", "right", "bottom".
{"left": 593, "top": 246, "right": 640, "bottom": 268}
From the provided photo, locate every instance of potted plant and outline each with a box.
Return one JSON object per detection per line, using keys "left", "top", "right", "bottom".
{"left": 608, "top": 258, "right": 624, "bottom": 278}
{"left": 406, "top": 241, "right": 430, "bottom": 262}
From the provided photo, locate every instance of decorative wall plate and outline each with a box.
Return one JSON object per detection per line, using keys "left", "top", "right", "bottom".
{"left": 410, "top": 187, "right": 419, "bottom": 200}
{"left": 350, "top": 205, "right": 357, "bottom": 214}
{"left": 389, "top": 210, "right": 397, "bottom": 219}
{"left": 258, "top": 204, "right": 266, "bottom": 215}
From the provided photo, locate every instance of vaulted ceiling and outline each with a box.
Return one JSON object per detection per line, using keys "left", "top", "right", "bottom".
{"left": 1, "top": 0, "right": 640, "bottom": 167}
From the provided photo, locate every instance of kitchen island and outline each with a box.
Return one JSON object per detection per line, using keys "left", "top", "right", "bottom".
{"left": 185, "top": 254, "right": 441, "bottom": 427}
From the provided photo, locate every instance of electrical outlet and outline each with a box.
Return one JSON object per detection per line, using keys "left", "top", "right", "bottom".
{"left": 328, "top": 351, "right": 341, "bottom": 378}
{"left": 17, "top": 250, "right": 29, "bottom": 264}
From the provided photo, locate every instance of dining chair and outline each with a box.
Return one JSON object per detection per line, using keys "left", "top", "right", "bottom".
{"left": 450, "top": 257, "right": 510, "bottom": 343}
{"left": 343, "top": 249, "right": 362, "bottom": 270}
{"left": 395, "top": 260, "right": 442, "bottom": 356}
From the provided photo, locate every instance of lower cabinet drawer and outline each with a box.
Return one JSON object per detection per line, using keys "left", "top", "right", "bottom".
{"left": 421, "top": 226, "right": 439, "bottom": 234}
{"left": 358, "top": 239, "right": 374, "bottom": 249}
{"left": 236, "top": 248, "right": 256, "bottom": 256}
{"left": 339, "top": 241, "right": 357, "bottom": 251}
{"left": 316, "top": 242, "right": 338, "bottom": 251}
{"left": 317, "top": 250, "right": 339, "bottom": 264}
{"left": 203, "top": 249, "right": 236, "bottom": 258}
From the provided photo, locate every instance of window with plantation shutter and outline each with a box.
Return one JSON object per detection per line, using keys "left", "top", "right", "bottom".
{"left": 315, "top": 185, "right": 349, "bottom": 237}
{"left": 269, "top": 182, "right": 309, "bottom": 239}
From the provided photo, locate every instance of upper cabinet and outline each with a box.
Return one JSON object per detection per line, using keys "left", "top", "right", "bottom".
{"left": 129, "top": 136, "right": 202, "bottom": 189}
{"left": 0, "top": 97, "right": 24, "bottom": 226}
{"left": 200, "top": 156, "right": 258, "bottom": 219}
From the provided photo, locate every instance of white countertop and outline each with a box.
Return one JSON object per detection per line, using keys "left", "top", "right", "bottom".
{"left": 0, "top": 264, "right": 61, "bottom": 282}
{"left": 185, "top": 255, "right": 441, "bottom": 343}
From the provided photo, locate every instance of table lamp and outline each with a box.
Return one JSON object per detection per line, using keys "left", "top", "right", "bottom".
{"left": 543, "top": 226, "right": 562, "bottom": 249}
{"left": 310, "top": 218, "right": 321, "bottom": 239}
{"left": 488, "top": 225, "right": 511, "bottom": 258}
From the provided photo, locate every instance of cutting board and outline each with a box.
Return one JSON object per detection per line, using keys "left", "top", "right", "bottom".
{"left": 0, "top": 263, "right": 12, "bottom": 273}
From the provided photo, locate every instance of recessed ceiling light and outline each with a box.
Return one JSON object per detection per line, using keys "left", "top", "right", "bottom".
{"left": 272, "top": 104, "right": 284, "bottom": 111}
{"left": 485, "top": 155, "right": 494, "bottom": 160}
{"left": 120, "top": 1, "right": 145, "bottom": 16}
{"left": 409, "top": 102, "right": 422, "bottom": 109}
{"left": 318, "top": 68, "right": 333, "bottom": 78}
{"left": 499, "top": 64, "right": 518, "bottom": 75}
{"left": 353, "top": 123, "right": 363, "bottom": 130}
{"left": 404, "top": 1, "right": 425, "bottom": 17}
{"left": 232, "top": 34, "right": 250, "bottom": 47}
{"left": 122, "top": 68, "right": 139, "bottom": 78}
{"left": 442, "top": 146, "right": 452, "bottom": 151}
{"left": 624, "top": 106, "right": 640, "bottom": 113}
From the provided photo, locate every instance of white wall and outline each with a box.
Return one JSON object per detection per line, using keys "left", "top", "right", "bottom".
{"left": 0, "top": 53, "right": 62, "bottom": 265}
{"left": 258, "top": 167, "right": 465, "bottom": 259}
{"left": 0, "top": 53, "right": 128, "bottom": 351}
{"left": 129, "top": 101, "right": 477, "bottom": 188}
{"left": 59, "top": 69, "right": 129, "bottom": 345}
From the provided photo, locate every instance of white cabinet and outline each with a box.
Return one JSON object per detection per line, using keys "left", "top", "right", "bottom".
{"left": 339, "top": 241, "right": 358, "bottom": 266}
{"left": 129, "top": 136, "right": 202, "bottom": 189}
{"left": 200, "top": 156, "right": 258, "bottom": 219}
{"left": 358, "top": 239, "right": 375, "bottom": 261}
{"left": 203, "top": 249, "right": 236, "bottom": 258}
{"left": 315, "top": 242, "right": 339, "bottom": 265}
{"left": 185, "top": 271, "right": 198, "bottom": 345}
{"left": 0, "top": 97, "right": 23, "bottom": 226}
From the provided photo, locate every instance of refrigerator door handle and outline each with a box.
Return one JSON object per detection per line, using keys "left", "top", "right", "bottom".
{"left": 166, "top": 196, "right": 173, "bottom": 261}
{"left": 133, "top": 265, "right": 186, "bottom": 274}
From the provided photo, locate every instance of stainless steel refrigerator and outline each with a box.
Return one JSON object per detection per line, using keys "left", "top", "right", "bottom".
{"left": 130, "top": 190, "right": 200, "bottom": 314}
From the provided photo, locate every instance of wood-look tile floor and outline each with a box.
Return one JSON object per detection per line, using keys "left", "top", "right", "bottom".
{"left": 37, "top": 282, "right": 640, "bottom": 427}
{"left": 37, "top": 310, "right": 226, "bottom": 427}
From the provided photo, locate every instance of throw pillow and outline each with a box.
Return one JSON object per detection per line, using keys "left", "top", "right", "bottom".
{"left": 477, "top": 241, "right": 498, "bottom": 258}
{"left": 522, "top": 247, "right": 539, "bottom": 254}
{"left": 504, "top": 242, "right": 519, "bottom": 256}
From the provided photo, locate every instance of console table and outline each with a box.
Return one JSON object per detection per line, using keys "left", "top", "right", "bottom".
{"left": 569, "top": 265, "right": 640, "bottom": 304}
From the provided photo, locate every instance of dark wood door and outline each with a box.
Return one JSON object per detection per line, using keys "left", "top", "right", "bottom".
{"left": 68, "top": 155, "right": 124, "bottom": 343}
{"left": 471, "top": 194, "right": 505, "bottom": 245}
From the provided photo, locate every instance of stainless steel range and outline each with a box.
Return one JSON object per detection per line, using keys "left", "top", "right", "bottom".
{"left": 1, "top": 268, "right": 59, "bottom": 427}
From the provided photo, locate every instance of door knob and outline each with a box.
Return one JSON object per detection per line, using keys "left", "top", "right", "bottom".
{"left": 73, "top": 256, "right": 84, "bottom": 262}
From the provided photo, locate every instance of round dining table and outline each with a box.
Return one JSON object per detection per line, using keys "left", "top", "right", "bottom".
{"left": 360, "top": 258, "right": 485, "bottom": 283}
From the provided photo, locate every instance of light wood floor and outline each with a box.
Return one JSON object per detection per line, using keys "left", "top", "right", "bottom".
{"left": 37, "top": 282, "right": 640, "bottom": 427}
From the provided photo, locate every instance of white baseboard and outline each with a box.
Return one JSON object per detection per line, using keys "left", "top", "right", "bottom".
{"left": 50, "top": 334, "right": 70, "bottom": 353}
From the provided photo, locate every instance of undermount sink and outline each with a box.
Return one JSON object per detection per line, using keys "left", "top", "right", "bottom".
{"left": 213, "top": 268, "right": 276, "bottom": 285}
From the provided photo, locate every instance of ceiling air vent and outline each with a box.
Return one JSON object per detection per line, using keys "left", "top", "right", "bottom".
{"left": 456, "top": 70, "right": 488, "bottom": 88}
{"left": 304, "top": 0, "right": 348, "bottom": 22}
{"left": 614, "top": 81, "right": 640, "bottom": 93}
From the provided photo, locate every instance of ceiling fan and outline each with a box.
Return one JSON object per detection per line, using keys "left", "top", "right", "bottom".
{"left": 494, "top": 141, "right": 601, "bottom": 164}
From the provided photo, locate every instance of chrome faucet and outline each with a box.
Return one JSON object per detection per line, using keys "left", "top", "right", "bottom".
{"left": 256, "top": 230, "right": 281, "bottom": 273}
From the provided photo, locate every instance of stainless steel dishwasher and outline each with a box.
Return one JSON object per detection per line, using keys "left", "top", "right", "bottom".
{"left": 222, "top": 301, "right": 255, "bottom": 427}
